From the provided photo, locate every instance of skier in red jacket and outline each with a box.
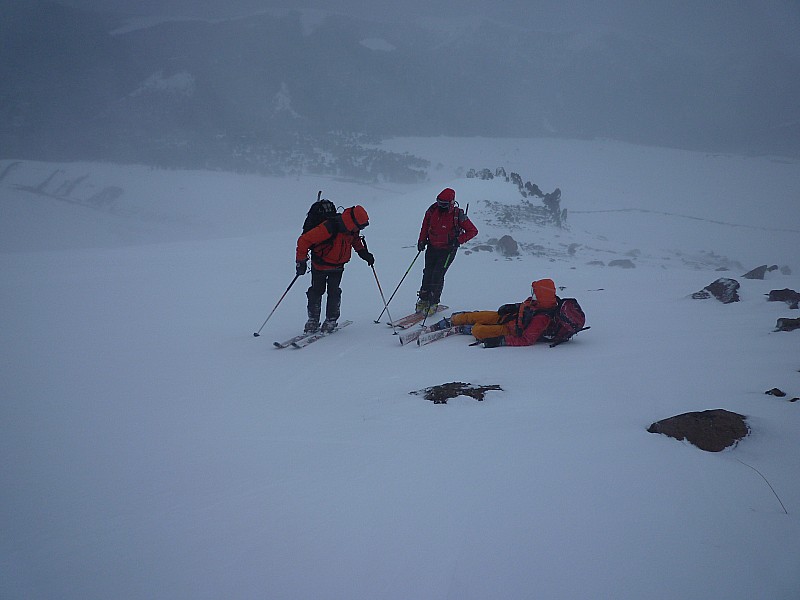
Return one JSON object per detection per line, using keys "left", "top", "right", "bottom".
{"left": 296, "top": 205, "right": 373, "bottom": 333}
{"left": 415, "top": 188, "right": 478, "bottom": 315}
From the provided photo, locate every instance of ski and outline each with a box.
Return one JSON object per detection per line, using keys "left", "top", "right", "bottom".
{"left": 417, "top": 326, "right": 464, "bottom": 346}
{"left": 291, "top": 320, "right": 353, "bottom": 348}
{"left": 388, "top": 305, "right": 448, "bottom": 329}
{"left": 274, "top": 332, "right": 314, "bottom": 348}
{"left": 398, "top": 326, "right": 427, "bottom": 346}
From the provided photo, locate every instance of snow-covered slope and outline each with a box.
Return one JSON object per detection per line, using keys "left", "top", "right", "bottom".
{"left": 2, "top": 139, "right": 799, "bottom": 599}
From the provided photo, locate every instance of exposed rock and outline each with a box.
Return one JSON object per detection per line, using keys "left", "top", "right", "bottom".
{"left": 766, "top": 288, "right": 800, "bottom": 309}
{"left": 765, "top": 388, "right": 799, "bottom": 402}
{"left": 774, "top": 317, "right": 800, "bottom": 332}
{"left": 647, "top": 409, "right": 749, "bottom": 452}
{"left": 742, "top": 264, "right": 778, "bottom": 279}
{"left": 780, "top": 265, "right": 792, "bottom": 275}
{"left": 608, "top": 259, "right": 636, "bottom": 269}
{"left": 495, "top": 235, "right": 519, "bottom": 257}
{"left": 466, "top": 167, "right": 494, "bottom": 180}
{"left": 525, "top": 181, "right": 544, "bottom": 198}
{"left": 691, "top": 278, "right": 740, "bottom": 303}
{"left": 410, "top": 382, "right": 503, "bottom": 405}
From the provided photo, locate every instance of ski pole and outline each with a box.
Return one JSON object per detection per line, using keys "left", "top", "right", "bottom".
{"left": 373, "top": 250, "right": 421, "bottom": 323}
{"left": 360, "top": 236, "right": 398, "bottom": 334}
{"left": 253, "top": 273, "right": 301, "bottom": 337}
{"left": 370, "top": 265, "right": 398, "bottom": 334}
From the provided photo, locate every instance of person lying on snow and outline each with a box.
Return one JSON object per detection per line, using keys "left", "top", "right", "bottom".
{"left": 429, "top": 278, "right": 559, "bottom": 348}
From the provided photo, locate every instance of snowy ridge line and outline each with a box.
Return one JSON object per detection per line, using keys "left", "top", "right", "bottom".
{"left": 570, "top": 208, "right": 800, "bottom": 233}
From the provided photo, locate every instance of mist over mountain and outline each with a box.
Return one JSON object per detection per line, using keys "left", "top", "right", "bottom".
{"left": 2, "top": 1, "right": 799, "bottom": 177}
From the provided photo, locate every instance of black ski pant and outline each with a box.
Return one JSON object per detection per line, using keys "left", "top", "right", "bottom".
{"left": 419, "top": 246, "right": 456, "bottom": 305}
{"left": 307, "top": 266, "right": 343, "bottom": 322}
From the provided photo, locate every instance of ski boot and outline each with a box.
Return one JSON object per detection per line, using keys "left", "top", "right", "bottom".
{"left": 429, "top": 316, "right": 452, "bottom": 331}
{"left": 306, "top": 294, "right": 322, "bottom": 333}
{"left": 321, "top": 318, "right": 338, "bottom": 333}
{"left": 425, "top": 303, "right": 440, "bottom": 316}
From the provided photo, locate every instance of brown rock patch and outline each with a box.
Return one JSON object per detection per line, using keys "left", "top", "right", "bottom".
{"left": 647, "top": 409, "right": 749, "bottom": 452}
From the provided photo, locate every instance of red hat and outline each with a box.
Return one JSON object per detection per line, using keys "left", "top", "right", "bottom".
{"left": 531, "top": 279, "right": 557, "bottom": 308}
{"left": 342, "top": 205, "right": 369, "bottom": 232}
{"left": 437, "top": 188, "right": 456, "bottom": 202}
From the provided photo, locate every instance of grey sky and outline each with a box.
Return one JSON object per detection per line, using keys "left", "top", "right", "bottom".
{"left": 5, "top": 0, "right": 799, "bottom": 159}
{"left": 56, "top": 0, "right": 800, "bottom": 58}
{"left": 54, "top": 1, "right": 794, "bottom": 35}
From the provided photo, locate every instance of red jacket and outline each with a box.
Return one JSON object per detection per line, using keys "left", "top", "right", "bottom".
{"left": 502, "top": 298, "right": 556, "bottom": 346}
{"left": 296, "top": 217, "right": 366, "bottom": 270}
{"left": 418, "top": 204, "right": 478, "bottom": 250}
{"left": 502, "top": 278, "right": 559, "bottom": 346}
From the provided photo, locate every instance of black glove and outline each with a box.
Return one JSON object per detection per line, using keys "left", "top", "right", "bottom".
{"left": 417, "top": 240, "right": 426, "bottom": 252}
{"left": 497, "top": 303, "right": 519, "bottom": 318}
{"left": 357, "top": 249, "right": 375, "bottom": 266}
{"left": 483, "top": 336, "right": 506, "bottom": 348}
{"left": 295, "top": 260, "right": 307, "bottom": 276}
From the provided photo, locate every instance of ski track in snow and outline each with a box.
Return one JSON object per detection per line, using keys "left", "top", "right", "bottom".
{"left": 572, "top": 207, "right": 800, "bottom": 234}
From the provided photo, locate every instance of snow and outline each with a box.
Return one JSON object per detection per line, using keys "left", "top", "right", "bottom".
{"left": 131, "top": 71, "right": 196, "bottom": 97}
{"left": 359, "top": 38, "right": 396, "bottom": 52}
{"left": 1, "top": 138, "right": 799, "bottom": 599}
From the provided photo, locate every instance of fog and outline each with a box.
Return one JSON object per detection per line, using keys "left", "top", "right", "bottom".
{"left": 56, "top": 0, "right": 800, "bottom": 54}
{"left": 2, "top": 0, "right": 799, "bottom": 173}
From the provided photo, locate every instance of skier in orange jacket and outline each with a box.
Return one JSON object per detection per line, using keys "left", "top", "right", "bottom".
{"left": 296, "top": 205, "right": 373, "bottom": 333}
{"left": 430, "top": 279, "right": 559, "bottom": 348}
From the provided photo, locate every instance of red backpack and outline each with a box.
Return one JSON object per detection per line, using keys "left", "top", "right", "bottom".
{"left": 542, "top": 297, "right": 588, "bottom": 347}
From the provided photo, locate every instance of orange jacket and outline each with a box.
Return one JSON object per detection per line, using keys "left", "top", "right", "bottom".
{"left": 503, "top": 279, "right": 559, "bottom": 346}
{"left": 296, "top": 210, "right": 367, "bottom": 270}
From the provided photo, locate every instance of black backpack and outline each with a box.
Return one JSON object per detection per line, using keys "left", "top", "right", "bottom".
{"left": 302, "top": 192, "right": 338, "bottom": 233}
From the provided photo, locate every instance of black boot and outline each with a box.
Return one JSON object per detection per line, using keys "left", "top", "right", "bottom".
{"left": 429, "top": 316, "right": 451, "bottom": 331}
{"left": 305, "top": 293, "right": 322, "bottom": 333}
